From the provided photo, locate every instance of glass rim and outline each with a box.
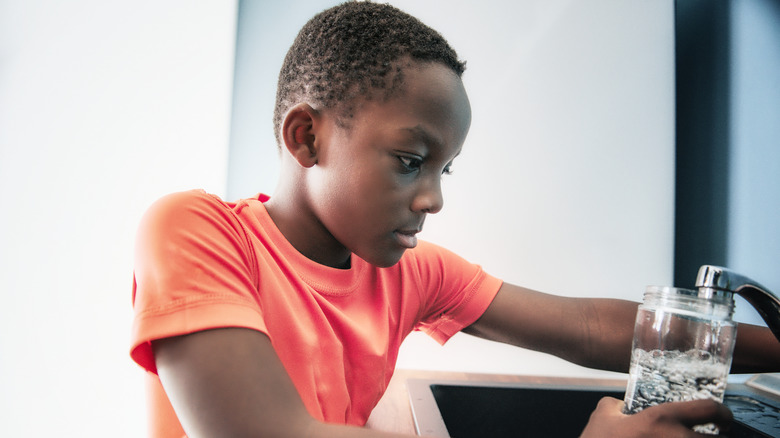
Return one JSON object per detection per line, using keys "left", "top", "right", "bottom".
{"left": 643, "top": 285, "right": 735, "bottom": 314}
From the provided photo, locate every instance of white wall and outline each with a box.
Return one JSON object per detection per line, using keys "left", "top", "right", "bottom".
{"left": 0, "top": 1, "right": 237, "bottom": 436}
{"left": 229, "top": 0, "right": 676, "bottom": 378}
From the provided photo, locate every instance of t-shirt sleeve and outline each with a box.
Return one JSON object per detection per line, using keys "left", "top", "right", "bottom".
{"left": 410, "top": 241, "right": 503, "bottom": 345}
{"left": 129, "top": 190, "right": 266, "bottom": 374}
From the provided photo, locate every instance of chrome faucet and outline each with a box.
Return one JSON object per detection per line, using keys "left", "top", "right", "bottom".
{"left": 696, "top": 265, "right": 780, "bottom": 343}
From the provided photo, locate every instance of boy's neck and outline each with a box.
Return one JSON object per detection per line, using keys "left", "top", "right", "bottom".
{"left": 263, "top": 197, "right": 352, "bottom": 269}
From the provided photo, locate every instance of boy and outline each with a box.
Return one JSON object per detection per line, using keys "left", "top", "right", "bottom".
{"left": 130, "top": 2, "right": 779, "bottom": 437}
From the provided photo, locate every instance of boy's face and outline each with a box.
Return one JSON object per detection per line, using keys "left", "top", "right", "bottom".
{"left": 307, "top": 61, "right": 471, "bottom": 268}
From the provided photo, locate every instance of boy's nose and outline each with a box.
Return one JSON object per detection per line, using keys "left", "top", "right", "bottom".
{"left": 412, "top": 178, "right": 444, "bottom": 214}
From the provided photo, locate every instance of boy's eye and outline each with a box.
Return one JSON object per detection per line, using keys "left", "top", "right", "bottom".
{"left": 398, "top": 156, "right": 422, "bottom": 173}
{"left": 442, "top": 164, "right": 453, "bottom": 176}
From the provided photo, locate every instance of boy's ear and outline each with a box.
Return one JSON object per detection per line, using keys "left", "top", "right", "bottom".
{"left": 281, "top": 103, "right": 320, "bottom": 168}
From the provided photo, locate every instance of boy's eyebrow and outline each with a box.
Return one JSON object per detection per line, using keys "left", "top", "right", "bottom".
{"left": 402, "top": 125, "right": 444, "bottom": 149}
{"left": 402, "top": 125, "right": 463, "bottom": 163}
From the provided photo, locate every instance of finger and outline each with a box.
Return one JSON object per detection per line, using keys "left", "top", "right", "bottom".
{"left": 660, "top": 399, "right": 733, "bottom": 429}
{"left": 590, "top": 396, "right": 627, "bottom": 420}
{"left": 595, "top": 396, "right": 624, "bottom": 410}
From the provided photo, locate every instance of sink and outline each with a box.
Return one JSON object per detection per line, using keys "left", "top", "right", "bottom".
{"left": 407, "top": 378, "right": 780, "bottom": 438}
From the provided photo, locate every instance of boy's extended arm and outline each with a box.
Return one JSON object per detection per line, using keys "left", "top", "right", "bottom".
{"left": 153, "top": 296, "right": 743, "bottom": 438}
{"left": 153, "top": 327, "right": 412, "bottom": 438}
{"left": 463, "top": 283, "right": 780, "bottom": 373}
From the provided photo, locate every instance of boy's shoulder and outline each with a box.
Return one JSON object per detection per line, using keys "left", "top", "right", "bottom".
{"left": 147, "top": 189, "right": 221, "bottom": 210}
{"left": 142, "top": 189, "right": 241, "bottom": 221}
{"left": 407, "top": 239, "right": 462, "bottom": 262}
{"left": 401, "top": 239, "right": 476, "bottom": 277}
{"left": 138, "top": 190, "right": 244, "bottom": 239}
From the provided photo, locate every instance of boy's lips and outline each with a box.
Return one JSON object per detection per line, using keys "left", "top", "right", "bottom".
{"left": 394, "top": 228, "right": 420, "bottom": 249}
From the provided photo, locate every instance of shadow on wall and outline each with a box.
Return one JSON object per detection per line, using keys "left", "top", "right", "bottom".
{"left": 674, "top": 0, "right": 780, "bottom": 325}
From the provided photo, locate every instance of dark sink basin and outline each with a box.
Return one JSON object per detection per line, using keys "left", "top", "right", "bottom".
{"left": 407, "top": 379, "right": 780, "bottom": 438}
{"left": 430, "top": 384, "right": 621, "bottom": 437}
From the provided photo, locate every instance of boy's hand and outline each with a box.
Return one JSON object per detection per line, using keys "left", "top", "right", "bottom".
{"left": 580, "top": 397, "right": 733, "bottom": 438}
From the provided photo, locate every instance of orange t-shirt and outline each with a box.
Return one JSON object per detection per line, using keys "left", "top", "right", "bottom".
{"left": 130, "top": 190, "right": 502, "bottom": 436}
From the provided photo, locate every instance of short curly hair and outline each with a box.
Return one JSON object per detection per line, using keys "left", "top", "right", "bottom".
{"left": 273, "top": 1, "right": 466, "bottom": 148}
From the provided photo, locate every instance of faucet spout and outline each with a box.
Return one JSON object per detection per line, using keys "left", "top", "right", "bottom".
{"left": 696, "top": 265, "right": 780, "bottom": 343}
